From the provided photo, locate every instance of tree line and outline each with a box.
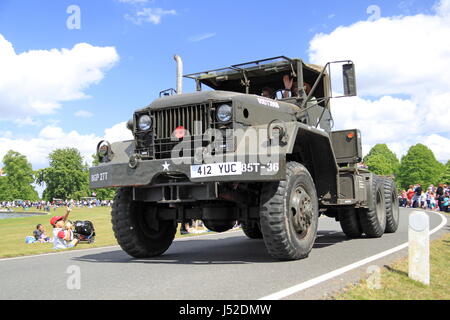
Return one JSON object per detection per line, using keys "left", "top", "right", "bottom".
{"left": 0, "top": 148, "right": 115, "bottom": 201}
{"left": 0, "top": 144, "right": 448, "bottom": 201}
{"left": 363, "top": 143, "right": 449, "bottom": 189}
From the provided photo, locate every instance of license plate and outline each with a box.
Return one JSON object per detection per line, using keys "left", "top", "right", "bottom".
{"left": 190, "top": 162, "right": 243, "bottom": 178}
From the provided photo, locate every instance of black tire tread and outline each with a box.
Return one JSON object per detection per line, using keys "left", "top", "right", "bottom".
{"left": 382, "top": 177, "right": 400, "bottom": 233}
{"left": 359, "top": 176, "right": 386, "bottom": 238}
{"left": 259, "top": 162, "right": 318, "bottom": 261}
{"left": 241, "top": 222, "right": 263, "bottom": 239}
{"left": 339, "top": 209, "right": 363, "bottom": 238}
{"left": 111, "top": 188, "right": 176, "bottom": 258}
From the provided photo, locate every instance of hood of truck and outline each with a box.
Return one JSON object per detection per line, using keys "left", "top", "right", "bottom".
{"left": 136, "top": 90, "right": 300, "bottom": 114}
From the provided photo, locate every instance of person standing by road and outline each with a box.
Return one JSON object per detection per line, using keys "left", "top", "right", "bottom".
{"left": 50, "top": 207, "right": 79, "bottom": 250}
{"left": 406, "top": 185, "right": 415, "bottom": 207}
{"left": 443, "top": 192, "right": 449, "bottom": 213}
{"left": 436, "top": 184, "right": 444, "bottom": 211}
{"left": 413, "top": 184, "right": 422, "bottom": 208}
{"left": 400, "top": 190, "right": 407, "bottom": 207}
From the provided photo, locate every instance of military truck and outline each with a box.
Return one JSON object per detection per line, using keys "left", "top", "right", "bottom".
{"left": 90, "top": 56, "right": 399, "bottom": 261}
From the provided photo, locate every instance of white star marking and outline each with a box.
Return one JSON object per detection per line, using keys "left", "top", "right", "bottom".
{"left": 162, "top": 161, "right": 170, "bottom": 171}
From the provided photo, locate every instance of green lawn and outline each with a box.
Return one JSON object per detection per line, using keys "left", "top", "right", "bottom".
{"left": 0, "top": 206, "right": 213, "bottom": 259}
{"left": 335, "top": 228, "right": 450, "bottom": 300}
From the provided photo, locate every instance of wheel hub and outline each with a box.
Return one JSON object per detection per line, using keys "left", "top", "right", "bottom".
{"left": 290, "top": 186, "right": 313, "bottom": 235}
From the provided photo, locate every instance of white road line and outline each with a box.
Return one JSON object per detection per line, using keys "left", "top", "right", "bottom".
{"left": 0, "top": 229, "right": 243, "bottom": 262}
{"left": 259, "top": 211, "right": 448, "bottom": 300}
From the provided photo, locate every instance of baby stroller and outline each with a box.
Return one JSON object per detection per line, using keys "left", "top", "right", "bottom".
{"left": 73, "top": 221, "right": 96, "bottom": 244}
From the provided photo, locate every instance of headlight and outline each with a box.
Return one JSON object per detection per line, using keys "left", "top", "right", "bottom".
{"left": 138, "top": 115, "right": 152, "bottom": 131}
{"left": 216, "top": 104, "right": 233, "bottom": 122}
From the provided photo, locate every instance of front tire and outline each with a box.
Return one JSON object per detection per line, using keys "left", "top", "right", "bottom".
{"left": 111, "top": 188, "right": 176, "bottom": 258}
{"left": 259, "top": 162, "right": 319, "bottom": 261}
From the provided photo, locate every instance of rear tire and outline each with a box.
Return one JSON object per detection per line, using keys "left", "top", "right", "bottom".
{"left": 111, "top": 188, "right": 176, "bottom": 258}
{"left": 241, "top": 221, "right": 263, "bottom": 239}
{"left": 359, "top": 176, "right": 386, "bottom": 238}
{"left": 259, "top": 162, "right": 319, "bottom": 261}
{"left": 339, "top": 208, "right": 363, "bottom": 238}
{"left": 383, "top": 177, "right": 400, "bottom": 233}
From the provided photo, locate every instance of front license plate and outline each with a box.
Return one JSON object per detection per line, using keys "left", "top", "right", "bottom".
{"left": 191, "top": 162, "right": 243, "bottom": 178}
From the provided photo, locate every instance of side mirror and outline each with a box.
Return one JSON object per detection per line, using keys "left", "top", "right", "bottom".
{"left": 342, "top": 63, "right": 357, "bottom": 97}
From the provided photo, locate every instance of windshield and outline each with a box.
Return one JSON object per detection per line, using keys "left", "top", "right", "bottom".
{"left": 184, "top": 57, "right": 328, "bottom": 106}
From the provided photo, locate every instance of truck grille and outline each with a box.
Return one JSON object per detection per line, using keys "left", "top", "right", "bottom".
{"left": 153, "top": 103, "right": 209, "bottom": 139}
{"left": 148, "top": 104, "right": 211, "bottom": 159}
{"left": 134, "top": 103, "right": 232, "bottom": 160}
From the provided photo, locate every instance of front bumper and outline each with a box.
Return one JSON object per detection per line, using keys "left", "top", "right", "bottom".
{"left": 90, "top": 156, "right": 286, "bottom": 189}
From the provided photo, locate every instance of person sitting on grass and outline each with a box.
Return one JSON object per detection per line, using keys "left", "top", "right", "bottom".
{"left": 50, "top": 207, "right": 79, "bottom": 250}
{"left": 33, "top": 224, "right": 51, "bottom": 243}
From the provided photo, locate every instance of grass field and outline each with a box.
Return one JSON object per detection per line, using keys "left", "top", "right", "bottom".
{"left": 0, "top": 206, "right": 212, "bottom": 259}
{"left": 335, "top": 225, "right": 450, "bottom": 300}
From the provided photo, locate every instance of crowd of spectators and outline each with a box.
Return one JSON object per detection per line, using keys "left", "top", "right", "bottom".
{"left": 0, "top": 199, "right": 113, "bottom": 212}
{"left": 399, "top": 183, "right": 449, "bottom": 212}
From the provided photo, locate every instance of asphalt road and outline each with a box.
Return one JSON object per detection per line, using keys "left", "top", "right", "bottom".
{"left": 0, "top": 208, "right": 446, "bottom": 300}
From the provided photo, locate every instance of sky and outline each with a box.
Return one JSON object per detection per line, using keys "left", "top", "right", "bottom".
{"left": 0, "top": 0, "right": 449, "bottom": 177}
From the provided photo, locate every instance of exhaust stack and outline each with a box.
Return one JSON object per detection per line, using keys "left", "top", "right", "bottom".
{"left": 174, "top": 55, "right": 183, "bottom": 95}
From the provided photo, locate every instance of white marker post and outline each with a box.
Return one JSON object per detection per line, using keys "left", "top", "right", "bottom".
{"left": 408, "top": 211, "right": 430, "bottom": 285}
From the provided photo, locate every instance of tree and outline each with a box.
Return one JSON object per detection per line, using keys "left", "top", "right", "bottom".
{"left": 439, "top": 160, "right": 450, "bottom": 184}
{"left": 0, "top": 175, "right": 12, "bottom": 200}
{"left": 37, "top": 148, "right": 90, "bottom": 201}
{"left": 397, "top": 144, "right": 443, "bottom": 189}
{"left": 0, "top": 151, "right": 38, "bottom": 201}
{"left": 363, "top": 144, "right": 400, "bottom": 176}
{"left": 91, "top": 154, "right": 116, "bottom": 200}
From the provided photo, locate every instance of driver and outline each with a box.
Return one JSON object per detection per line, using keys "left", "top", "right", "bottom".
{"left": 261, "top": 87, "right": 275, "bottom": 99}
{"left": 283, "top": 74, "right": 298, "bottom": 98}
{"left": 282, "top": 75, "right": 312, "bottom": 98}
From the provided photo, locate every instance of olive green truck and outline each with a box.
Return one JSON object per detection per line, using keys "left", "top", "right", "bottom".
{"left": 90, "top": 56, "right": 399, "bottom": 261}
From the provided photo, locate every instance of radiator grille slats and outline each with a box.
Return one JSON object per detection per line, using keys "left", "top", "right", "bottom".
{"left": 153, "top": 104, "right": 209, "bottom": 139}
{"left": 134, "top": 103, "right": 230, "bottom": 160}
{"left": 149, "top": 104, "right": 209, "bottom": 159}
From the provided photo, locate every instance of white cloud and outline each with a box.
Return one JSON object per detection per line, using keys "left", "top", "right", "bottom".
{"left": 0, "top": 34, "right": 119, "bottom": 119}
{"left": 0, "top": 122, "right": 133, "bottom": 169}
{"left": 423, "top": 134, "right": 450, "bottom": 163}
{"left": 125, "top": 7, "right": 176, "bottom": 25}
{"left": 103, "top": 122, "right": 133, "bottom": 143}
{"left": 188, "top": 33, "right": 217, "bottom": 42}
{"left": 13, "top": 117, "right": 41, "bottom": 127}
{"left": 74, "top": 110, "right": 94, "bottom": 118}
{"left": 308, "top": 0, "right": 450, "bottom": 162}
